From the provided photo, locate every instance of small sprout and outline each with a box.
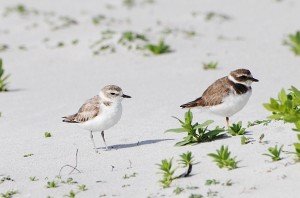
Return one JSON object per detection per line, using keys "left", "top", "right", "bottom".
{"left": 23, "top": 153, "right": 34, "bottom": 157}
{"left": 78, "top": 184, "right": 88, "bottom": 191}
{"left": 173, "top": 187, "right": 184, "bottom": 195}
{"left": 0, "top": 44, "right": 9, "bottom": 52}
{"left": 186, "top": 186, "right": 199, "bottom": 190}
{"left": 208, "top": 145, "right": 239, "bottom": 170}
{"left": 205, "top": 179, "right": 220, "bottom": 186}
{"left": 46, "top": 180, "right": 59, "bottom": 188}
{"left": 263, "top": 145, "right": 283, "bottom": 161}
{"left": 166, "top": 110, "right": 225, "bottom": 146}
{"left": 52, "top": 16, "right": 78, "bottom": 31}
{"left": 259, "top": 134, "right": 265, "bottom": 143}
{"left": 92, "top": 15, "right": 106, "bottom": 25}
{"left": 247, "top": 120, "right": 271, "bottom": 127}
{"left": 64, "top": 190, "right": 77, "bottom": 198}
{"left": 122, "top": 184, "right": 130, "bottom": 188}
{"left": 241, "top": 136, "right": 250, "bottom": 145}
{"left": 61, "top": 178, "right": 77, "bottom": 185}
{"left": 157, "top": 152, "right": 196, "bottom": 188}
{"left": 0, "top": 59, "right": 10, "bottom": 92}
{"left": 71, "top": 40, "right": 79, "bottom": 45}
{"left": 157, "top": 159, "right": 175, "bottom": 188}
{"left": 228, "top": 121, "right": 246, "bottom": 136}
{"left": 0, "top": 190, "right": 18, "bottom": 198}
{"left": 57, "top": 42, "right": 65, "bottom": 48}
{"left": 205, "top": 12, "right": 231, "bottom": 22}
{"left": 145, "top": 40, "right": 171, "bottom": 55}
{"left": 123, "top": 0, "right": 135, "bottom": 8}
{"left": 203, "top": 62, "right": 218, "bottom": 70}
{"left": 119, "top": 31, "right": 148, "bottom": 43}
{"left": 178, "top": 151, "right": 194, "bottom": 167}
{"left": 44, "top": 132, "right": 52, "bottom": 138}
{"left": 178, "top": 151, "right": 194, "bottom": 177}
{"left": 222, "top": 179, "right": 233, "bottom": 186}
{"left": 206, "top": 190, "right": 218, "bottom": 197}
{"left": 283, "top": 31, "right": 300, "bottom": 55}
{"left": 29, "top": 176, "right": 38, "bottom": 181}
{"left": 122, "top": 172, "right": 138, "bottom": 179}
{"left": 188, "top": 194, "right": 203, "bottom": 198}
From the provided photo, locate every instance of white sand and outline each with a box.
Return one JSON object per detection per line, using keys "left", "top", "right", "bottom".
{"left": 0, "top": 0, "right": 300, "bottom": 197}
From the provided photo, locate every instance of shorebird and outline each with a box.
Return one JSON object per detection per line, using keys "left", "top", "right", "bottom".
{"left": 63, "top": 85, "right": 131, "bottom": 153}
{"left": 180, "top": 69, "right": 258, "bottom": 127}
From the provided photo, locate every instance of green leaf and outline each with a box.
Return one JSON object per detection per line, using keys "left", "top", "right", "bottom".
{"left": 165, "top": 128, "right": 186, "bottom": 133}
{"left": 194, "top": 120, "right": 214, "bottom": 129}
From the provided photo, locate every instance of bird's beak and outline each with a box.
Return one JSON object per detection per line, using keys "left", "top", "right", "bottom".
{"left": 249, "top": 77, "right": 259, "bottom": 82}
{"left": 122, "top": 94, "right": 131, "bottom": 98}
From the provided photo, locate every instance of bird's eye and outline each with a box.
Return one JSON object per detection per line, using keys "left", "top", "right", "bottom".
{"left": 111, "top": 93, "right": 116, "bottom": 95}
{"left": 240, "top": 75, "right": 247, "bottom": 79}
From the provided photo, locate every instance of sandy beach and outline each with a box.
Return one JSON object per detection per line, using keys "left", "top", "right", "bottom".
{"left": 0, "top": 0, "right": 300, "bottom": 197}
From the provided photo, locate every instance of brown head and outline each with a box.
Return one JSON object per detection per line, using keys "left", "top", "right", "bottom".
{"left": 100, "top": 85, "right": 131, "bottom": 102}
{"left": 228, "top": 69, "right": 259, "bottom": 86}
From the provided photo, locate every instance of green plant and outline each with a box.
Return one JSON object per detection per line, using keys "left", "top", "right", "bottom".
{"left": 78, "top": 184, "right": 88, "bottom": 191}
{"left": 240, "top": 136, "right": 250, "bottom": 145}
{"left": 263, "top": 87, "right": 300, "bottom": 130}
{"left": 0, "top": 58, "right": 10, "bottom": 92}
{"left": 263, "top": 145, "right": 283, "bottom": 161}
{"left": 157, "top": 158, "right": 176, "bottom": 188}
{"left": 92, "top": 15, "right": 106, "bottom": 25}
{"left": 61, "top": 178, "right": 77, "bottom": 185}
{"left": 203, "top": 62, "right": 218, "bottom": 70}
{"left": 145, "top": 40, "right": 171, "bottom": 55}
{"left": 228, "top": 121, "right": 246, "bottom": 136}
{"left": 29, "top": 176, "right": 38, "bottom": 181}
{"left": 44, "top": 132, "right": 52, "bottom": 138}
{"left": 208, "top": 145, "right": 239, "bottom": 170}
{"left": 64, "top": 190, "right": 77, "bottom": 198}
{"left": 119, "top": 31, "right": 148, "bottom": 43}
{"left": 123, "top": 172, "right": 138, "bottom": 179}
{"left": 166, "top": 110, "right": 225, "bottom": 146}
{"left": 46, "top": 180, "right": 58, "bottom": 188}
{"left": 157, "top": 152, "right": 195, "bottom": 188}
{"left": 23, "top": 153, "right": 33, "bottom": 157}
{"left": 283, "top": 31, "right": 300, "bottom": 55}
{"left": 205, "top": 179, "right": 220, "bottom": 185}
{"left": 247, "top": 119, "right": 272, "bottom": 127}
{"left": 173, "top": 187, "right": 184, "bottom": 195}
{"left": 123, "top": 0, "right": 135, "bottom": 8}
{"left": 178, "top": 151, "right": 195, "bottom": 177}
{"left": 188, "top": 194, "right": 203, "bottom": 198}
{"left": 0, "top": 190, "right": 18, "bottom": 198}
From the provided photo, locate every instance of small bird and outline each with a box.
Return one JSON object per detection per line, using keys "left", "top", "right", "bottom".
{"left": 180, "top": 69, "right": 258, "bottom": 127}
{"left": 62, "top": 85, "right": 131, "bottom": 153}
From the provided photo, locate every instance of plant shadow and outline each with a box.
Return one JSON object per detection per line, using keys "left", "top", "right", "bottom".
{"left": 99, "top": 138, "right": 174, "bottom": 150}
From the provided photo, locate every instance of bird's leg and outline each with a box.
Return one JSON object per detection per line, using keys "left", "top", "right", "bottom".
{"left": 226, "top": 117, "right": 230, "bottom": 128}
{"left": 90, "top": 131, "right": 98, "bottom": 153}
{"left": 101, "top": 131, "right": 109, "bottom": 151}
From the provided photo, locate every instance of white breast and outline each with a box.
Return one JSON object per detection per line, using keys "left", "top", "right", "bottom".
{"left": 209, "top": 89, "right": 252, "bottom": 117}
{"left": 78, "top": 102, "right": 123, "bottom": 132}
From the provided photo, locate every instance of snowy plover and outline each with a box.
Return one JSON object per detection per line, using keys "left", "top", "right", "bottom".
{"left": 63, "top": 85, "right": 131, "bottom": 153}
{"left": 180, "top": 69, "right": 258, "bottom": 127}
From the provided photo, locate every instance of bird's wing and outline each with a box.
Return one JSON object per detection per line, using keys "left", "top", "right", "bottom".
{"left": 63, "top": 95, "right": 101, "bottom": 123}
{"left": 180, "top": 77, "right": 231, "bottom": 108}
{"left": 200, "top": 77, "right": 231, "bottom": 106}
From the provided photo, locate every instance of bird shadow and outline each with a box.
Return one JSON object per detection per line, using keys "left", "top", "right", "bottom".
{"left": 99, "top": 138, "right": 174, "bottom": 150}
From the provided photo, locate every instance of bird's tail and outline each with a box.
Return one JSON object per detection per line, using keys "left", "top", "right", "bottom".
{"left": 180, "top": 97, "right": 202, "bottom": 108}
{"left": 62, "top": 114, "right": 78, "bottom": 123}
